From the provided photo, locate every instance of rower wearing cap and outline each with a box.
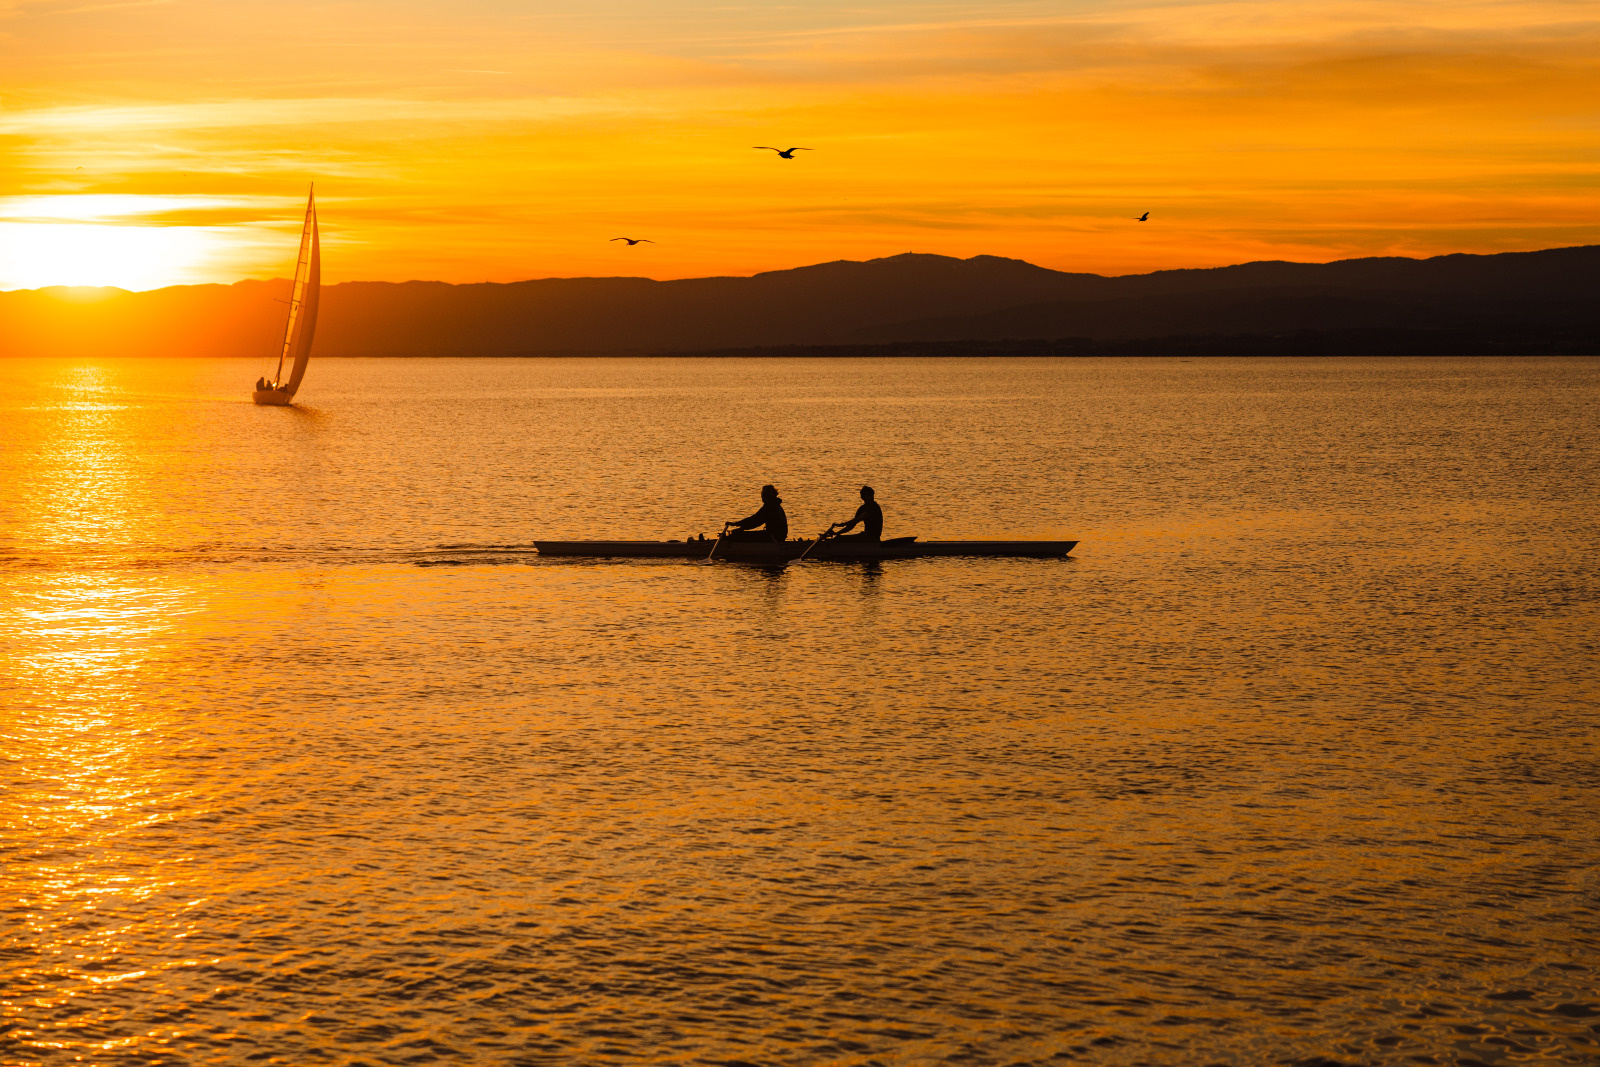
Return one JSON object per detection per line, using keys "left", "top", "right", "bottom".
{"left": 726, "top": 484, "right": 789, "bottom": 542}
{"left": 828, "top": 485, "right": 883, "bottom": 542}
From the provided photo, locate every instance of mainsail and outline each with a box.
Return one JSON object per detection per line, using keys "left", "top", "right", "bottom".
{"left": 273, "top": 187, "right": 321, "bottom": 397}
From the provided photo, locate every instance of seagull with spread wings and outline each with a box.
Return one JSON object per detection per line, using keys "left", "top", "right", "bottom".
{"left": 1135, "top": 211, "right": 1150, "bottom": 221}
{"left": 754, "top": 147, "right": 812, "bottom": 159}
{"left": 610, "top": 237, "right": 654, "bottom": 245}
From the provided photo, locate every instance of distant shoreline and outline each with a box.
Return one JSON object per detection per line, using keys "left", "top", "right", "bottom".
{"left": 223, "top": 331, "right": 1600, "bottom": 358}
{"left": 650, "top": 330, "right": 1600, "bottom": 359}
{"left": 8, "top": 334, "right": 1598, "bottom": 358}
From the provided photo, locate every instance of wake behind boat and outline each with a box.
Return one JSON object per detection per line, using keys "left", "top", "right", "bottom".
{"left": 532, "top": 537, "right": 1077, "bottom": 561}
{"left": 253, "top": 186, "right": 321, "bottom": 406}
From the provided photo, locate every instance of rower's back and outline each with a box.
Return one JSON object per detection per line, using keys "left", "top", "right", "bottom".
{"left": 859, "top": 496, "right": 883, "bottom": 539}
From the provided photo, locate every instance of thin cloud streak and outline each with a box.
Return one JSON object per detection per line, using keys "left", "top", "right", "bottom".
{"left": 0, "top": 193, "right": 276, "bottom": 221}
{"left": 0, "top": 95, "right": 657, "bottom": 134}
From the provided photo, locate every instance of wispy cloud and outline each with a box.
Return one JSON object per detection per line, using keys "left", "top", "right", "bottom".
{"left": 0, "top": 0, "right": 172, "bottom": 14}
{"left": 0, "top": 95, "right": 652, "bottom": 135}
{"left": 0, "top": 193, "right": 274, "bottom": 222}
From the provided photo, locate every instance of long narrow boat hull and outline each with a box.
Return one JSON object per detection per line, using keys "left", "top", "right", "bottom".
{"left": 532, "top": 537, "right": 1077, "bottom": 561}
{"left": 917, "top": 541, "right": 1078, "bottom": 558}
{"left": 252, "top": 388, "right": 294, "bottom": 406}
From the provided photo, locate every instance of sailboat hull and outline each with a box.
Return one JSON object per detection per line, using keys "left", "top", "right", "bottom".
{"left": 252, "top": 389, "right": 294, "bottom": 406}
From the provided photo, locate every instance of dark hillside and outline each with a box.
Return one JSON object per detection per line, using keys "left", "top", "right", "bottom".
{"left": 3, "top": 245, "right": 1595, "bottom": 357}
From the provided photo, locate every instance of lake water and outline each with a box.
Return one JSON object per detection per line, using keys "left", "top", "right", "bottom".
{"left": 2, "top": 356, "right": 1597, "bottom": 1066}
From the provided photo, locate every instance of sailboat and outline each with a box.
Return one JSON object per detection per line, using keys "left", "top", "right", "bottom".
{"left": 252, "top": 186, "right": 320, "bottom": 406}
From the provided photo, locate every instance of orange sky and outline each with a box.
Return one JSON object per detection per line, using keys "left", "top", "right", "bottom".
{"left": 1, "top": 0, "right": 1596, "bottom": 289}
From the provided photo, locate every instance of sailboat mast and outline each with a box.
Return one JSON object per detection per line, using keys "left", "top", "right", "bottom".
{"left": 276, "top": 185, "right": 316, "bottom": 383}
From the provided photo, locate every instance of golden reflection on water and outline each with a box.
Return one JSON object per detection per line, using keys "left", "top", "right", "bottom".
{"left": 2, "top": 361, "right": 215, "bottom": 1054}
{"left": 3, "top": 568, "right": 214, "bottom": 1050}
{"left": 13, "top": 362, "right": 139, "bottom": 557}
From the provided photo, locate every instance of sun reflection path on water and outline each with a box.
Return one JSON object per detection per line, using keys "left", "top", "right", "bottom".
{"left": 2, "top": 564, "right": 223, "bottom": 1056}
{"left": 1, "top": 363, "right": 221, "bottom": 1060}
{"left": 9, "top": 363, "right": 142, "bottom": 558}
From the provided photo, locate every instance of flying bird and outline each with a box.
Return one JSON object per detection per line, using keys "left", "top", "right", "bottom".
{"left": 754, "top": 147, "right": 812, "bottom": 159}
{"left": 610, "top": 237, "right": 654, "bottom": 245}
{"left": 1135, "top": 211, "right": 1150, "bottom": 221}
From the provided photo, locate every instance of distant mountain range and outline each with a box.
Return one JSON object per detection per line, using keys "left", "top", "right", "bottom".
{"left": 4, "top": 245, "right": 1596, "bottom": 358}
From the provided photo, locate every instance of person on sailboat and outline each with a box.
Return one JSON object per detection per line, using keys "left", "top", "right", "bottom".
{"left": 827, "top": 485, "right": 883, "bottom": 542}
{"left": 725, "top": 485, "right": 789, "bottom": 542}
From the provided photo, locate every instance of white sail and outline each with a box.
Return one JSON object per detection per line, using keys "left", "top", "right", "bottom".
{"left": 275, "top": 187, "right": 320, "bottom": 397}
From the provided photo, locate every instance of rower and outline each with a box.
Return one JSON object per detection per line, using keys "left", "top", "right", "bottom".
{"left": 726, "top": 484, "right": 789, "bottom": 542}
{"left": 828, "top": 485, "right": 883, "bottom": 542}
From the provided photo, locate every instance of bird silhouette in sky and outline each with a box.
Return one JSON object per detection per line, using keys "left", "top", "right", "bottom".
{"left": 754, "top": 147, "right": 812, "bottom": 159}
{"left": 610, "top": 237, "right": 654, "bottom": 245}
{"left": 1135, "top": 211, "right": 1150, "bottom": 221}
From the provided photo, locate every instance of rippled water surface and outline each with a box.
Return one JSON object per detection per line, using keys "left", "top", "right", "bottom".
{"left": 3, "top": 356, "right": 1598, "bottom": 1066}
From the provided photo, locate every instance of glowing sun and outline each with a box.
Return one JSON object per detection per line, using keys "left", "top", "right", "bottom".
{"left": 0, "top": 196, "right": 275, "bottom": 291}
{"left": 0, "top": 221, "right": 225, "bottom": 290}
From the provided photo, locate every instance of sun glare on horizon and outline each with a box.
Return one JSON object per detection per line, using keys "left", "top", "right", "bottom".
{"left": 0, "top": 196, "right": 298, "bottom": 291}
{"left": 0, "top": 222, "right": 226, "bottom": 291}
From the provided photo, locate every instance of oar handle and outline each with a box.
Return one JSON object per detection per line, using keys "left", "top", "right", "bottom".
{"left": 704, "top": 523, "right": 731, "bottom": 562}
{"left": 796, "top": 526, "right": 834, "bottom": 562}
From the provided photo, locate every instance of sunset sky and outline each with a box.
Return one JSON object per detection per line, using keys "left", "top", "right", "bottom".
{"left": 1, "top": 0, "right": 1596, "bottom": 289}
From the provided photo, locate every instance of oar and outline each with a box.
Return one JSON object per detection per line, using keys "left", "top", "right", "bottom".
{"left": 702, "top": 523, "right": 731, "bottom": 563}
{"left": 796, "top": 525, "right": 836, "bottom": 562}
